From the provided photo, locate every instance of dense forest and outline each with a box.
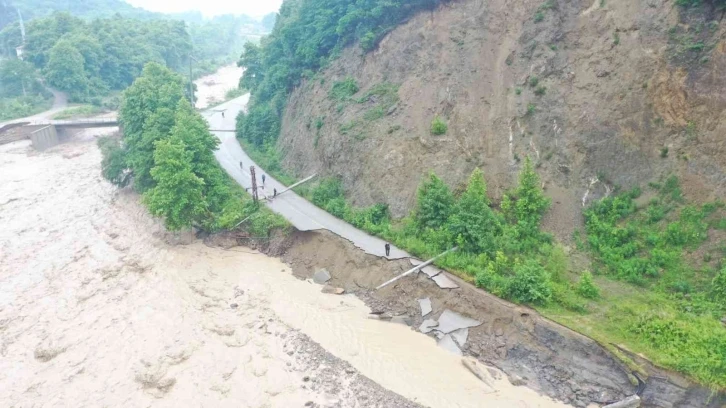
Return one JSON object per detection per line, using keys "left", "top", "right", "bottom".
{"left": 0, "top": 0, "right": 157, "bottom": 32}
{"left": 0, "top": 0, "right": 272, "bottom": 120}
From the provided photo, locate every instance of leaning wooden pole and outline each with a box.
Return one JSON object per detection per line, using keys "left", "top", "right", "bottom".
{"left": 276, "top": 173, "right": 317, "bottom": 196}
{"left": 376, "top": 247, "right": 458, "bottom": 290}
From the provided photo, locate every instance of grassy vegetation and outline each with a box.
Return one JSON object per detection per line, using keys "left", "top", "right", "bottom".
{"left": 214, "top": 175, "right": 290, "bottom": 237}
{"left": 545, "top": 176, "right": 726, "bottom": 388}
{"left": 239, "top": 140, "right": 297, "bottom": 186}
{"left": 533, "top": 1, "right": 553, "bottom": 23}
{"left": 52, "top": 105, "right": 104, "bottom": 120}
{"left": 0, "top": 95, "right": 53, "bottom": 121}
{"left": 322, "top": 80, "right": 400, "bottom": 141}
{"left": 329, "top": 77, "right": 359, "bottom": 101}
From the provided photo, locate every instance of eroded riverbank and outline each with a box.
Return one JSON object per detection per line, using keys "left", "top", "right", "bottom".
{"left": 0, "top": 131, "right": 574, "bottom": 407}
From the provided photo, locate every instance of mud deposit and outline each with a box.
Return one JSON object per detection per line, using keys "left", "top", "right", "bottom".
{"left": 0, "top": 137, "right": 572, "bottom": 406}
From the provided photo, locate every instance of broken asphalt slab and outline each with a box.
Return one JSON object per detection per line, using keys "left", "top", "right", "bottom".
{"left": 451, "top": 328, "right": 468, "bottom": 346}
{"left": 436, "top": 310, "right": 482, "bottom": 334}
{"left": 419, "top": 319, "right": 438, "bottom": 334}
{"left": 432, "top": 273, "right": 459, "bottom": 289}
{"left": 437, "top": 334, "right": 462, "bottom": 356}
{"left": 418, "top": 298, "right": 432, "bottom": 317}
{"left": 409, "top": 259, "right": 459, "bottom": 289}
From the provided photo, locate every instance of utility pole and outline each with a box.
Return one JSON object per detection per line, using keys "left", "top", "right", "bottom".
{"left": 250, "top": 166, "right": 259, "bottom": 204}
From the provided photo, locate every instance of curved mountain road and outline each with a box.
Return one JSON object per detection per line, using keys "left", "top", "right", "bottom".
{"left": 203, "top": 95, "right": 412, "bottom": 261}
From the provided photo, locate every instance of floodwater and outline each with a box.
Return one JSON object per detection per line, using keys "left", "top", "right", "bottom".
{"left": 0, "top": 67, "right": 569, "bottom": 408}
{"left": 194, "top": 65, "right": 244, "bottom": 109}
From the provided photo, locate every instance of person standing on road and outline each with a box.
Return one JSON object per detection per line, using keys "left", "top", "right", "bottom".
{"left": 273, "top": 188, "right": 277, "bottom": 198}
{"left": 385, "top": 242, "right": 391, "bottom": 257}
{"left": 222, "top": 111, "right": 225, "bottom": 118}
{"left": 261, "top": 174, "right": 266, "bottom": 186}
{"left": 239, "top": 161, "right": 243, "bottom": 170}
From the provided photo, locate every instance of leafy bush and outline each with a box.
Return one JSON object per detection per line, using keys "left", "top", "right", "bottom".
{"left": 329, "top": 77, "right": 359, "bottom": 100}
{"left": 577, "top": 271, "right": 600, "bottom": 299}
{"left": 507, "top": 260, "right": 553, "bottom": 304}
{"left": 98, "top": 136, "right": 130, "bottom": 187}
{"left": 431, "top": 116, "right": 448, "bottom": 135}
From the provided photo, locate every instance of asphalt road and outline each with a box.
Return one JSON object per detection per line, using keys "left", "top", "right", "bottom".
{"left": 203, "top": 95, "right": 409, "bottom": 260}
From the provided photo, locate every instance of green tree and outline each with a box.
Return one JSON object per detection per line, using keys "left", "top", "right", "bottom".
{"left": 44, "top": 39, "right": 88, "bottom": 95}
{"left": 501, "top": 156, "right": 551, "bottom": 249}
{"left": 415, "top": 172, "right": 454, "bottom": 230}
{"left": 143, "top": 136, "right": 207, "bottom": 231}
{"left": 0, "top": 59, "right": 41, "bottom": 97}
{"left": 448, "top": 168, "right": 501, "bottom": 255}
{"left": 120, "top": 62, "right": 186, "bottom": 192}
{"left": 168, "top": 99, "right": 230, "bottom": 219}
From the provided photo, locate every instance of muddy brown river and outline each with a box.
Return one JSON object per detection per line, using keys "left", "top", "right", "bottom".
{"left": 0, "top": 69, "right": 568, "bottom": 408}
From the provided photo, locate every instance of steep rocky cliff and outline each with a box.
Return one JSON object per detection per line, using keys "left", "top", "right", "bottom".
{"left": 277, "top": 0, "right": 725, "bottom": 241}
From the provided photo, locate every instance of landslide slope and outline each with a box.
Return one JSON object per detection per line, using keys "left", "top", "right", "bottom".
{"left": 277, "top": 0, "right": 726, "bottom": 239}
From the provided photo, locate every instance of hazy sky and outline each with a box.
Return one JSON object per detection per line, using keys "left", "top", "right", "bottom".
{"left": 126, "top": 0, "right": 283, "bottom": 18}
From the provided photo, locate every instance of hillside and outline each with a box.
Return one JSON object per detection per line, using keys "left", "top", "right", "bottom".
{"left": 235, "top": 0, "right": 726, "bottom": 404}
{"left": 277, "top": 0, "right": 725, "bottom": 228}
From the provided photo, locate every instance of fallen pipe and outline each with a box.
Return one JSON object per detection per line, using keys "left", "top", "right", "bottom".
{"left": 375, "top": 247, "right": 458, "bottom": 290}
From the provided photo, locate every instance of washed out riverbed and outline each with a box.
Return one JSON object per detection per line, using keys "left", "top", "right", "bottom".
{"left": 0, "top": 69, "right": 569, "bottom": 408}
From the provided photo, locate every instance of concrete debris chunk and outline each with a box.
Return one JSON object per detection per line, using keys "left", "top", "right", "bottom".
{"left": 432, "top": 273, "right": 459, "bottom": 289}
{"left": 419, "top": 319, "right": 438, "bottom": 334}
{"left": 312, "top": 268, "right": 331, "bottom": 284}
{"left": 437, "top": 334, "right": 462, "bottom": 356}
{"left": 603, "top": 395, "right": 641, "bottom": 408}
{"left": 418, "top": 298, "right": 432, "bottom": 317}
{"left": 451, "top": 328, "right": 468, "bottom": 346}
{"left": 436, "top": 310, "right": 481, "bottom": 334}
